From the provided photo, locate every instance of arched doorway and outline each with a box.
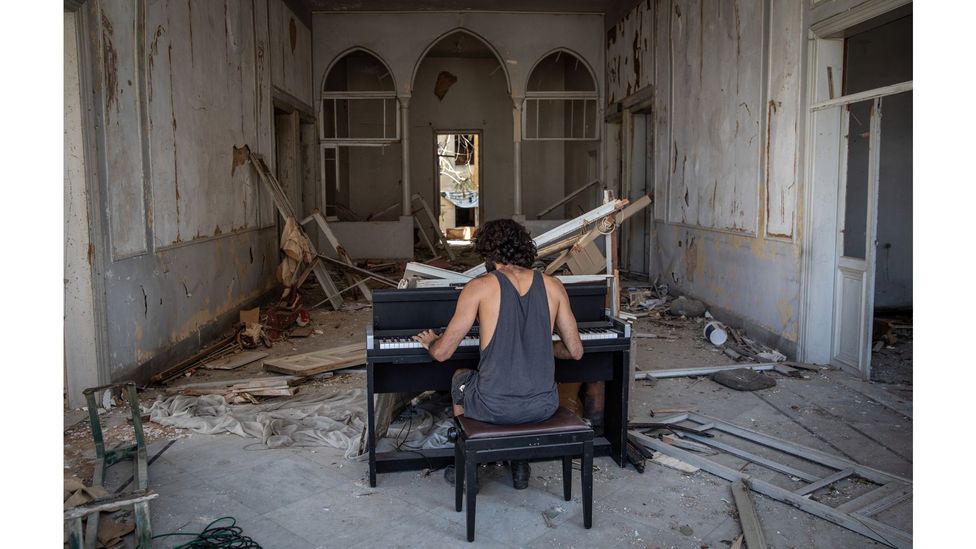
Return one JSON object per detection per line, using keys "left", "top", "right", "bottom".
{"left": 411, "top": 30, "right": 511, "bottom": 239}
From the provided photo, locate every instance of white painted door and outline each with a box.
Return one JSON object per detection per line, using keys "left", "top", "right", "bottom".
{"left": 831, "top": 98, "right": 882, "bottom": 376}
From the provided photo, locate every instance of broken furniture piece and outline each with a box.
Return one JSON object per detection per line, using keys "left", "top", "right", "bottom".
{"left": 630, "top": 412, "right": 912, "bottom": 548}
{"left": 75, "top": 382, "right": 152, "bottom": 548}
{"left": 249, "top": 152, "right": 370, "bottom": 310}
{"left": 65, "top": 490, "right": 158, "bottom": 549}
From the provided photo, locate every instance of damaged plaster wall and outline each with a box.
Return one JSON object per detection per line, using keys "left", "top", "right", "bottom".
{"left": 312, "top": 11, "right": 604, "bottom": 220}
{"left": 80, "top": 0, "right": 312, "bottom": 383}
{"left": 609, "top": 0, "right": 805, "bottom": 354}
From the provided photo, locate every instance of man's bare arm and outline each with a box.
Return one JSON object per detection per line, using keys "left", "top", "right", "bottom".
{"left": 551, "top": 279, "right": 584, "bottom": 360}
{"left": 413, "top": 279, "right": 482, "bottom": 361}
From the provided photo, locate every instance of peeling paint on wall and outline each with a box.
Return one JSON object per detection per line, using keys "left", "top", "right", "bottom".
{"left": 606, "top": 0, "right": 654, "bottom": 104}
{"left": 83, "top": 0, "right": 311, "bottom": 380}
{"left": 608, "top": 0, "right": 806, "bottom": 353}
{"left": 667, "top": 0, "right": 763, "bottom": 233}
{"left": 764, "top": 0, "right": 802, "bottom": 239}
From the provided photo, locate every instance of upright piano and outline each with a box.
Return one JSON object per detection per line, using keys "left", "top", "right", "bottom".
{"left": 365, "top": 283, "right": 631, "bottom": 487}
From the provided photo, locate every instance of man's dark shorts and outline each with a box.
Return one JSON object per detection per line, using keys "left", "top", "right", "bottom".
{"left": 451, "top": 369, "right": 475, "bottom": 406}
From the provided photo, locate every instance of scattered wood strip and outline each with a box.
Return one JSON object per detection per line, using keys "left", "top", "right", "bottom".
{"left": 151, "top": 334, "right": 237, "bottom": 384}
{"left": 264, "top": 342, "right": 366, "bottom": 376}
{"left": 731, "top": 479, "right": 769, "bottom": 549}
{"left": 202, "top": 351, "right": 269, "bottom": 370}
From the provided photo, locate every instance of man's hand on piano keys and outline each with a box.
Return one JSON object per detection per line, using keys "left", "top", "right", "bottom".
{"left": 412, "top": 329, "right": 441, "bottom": 351}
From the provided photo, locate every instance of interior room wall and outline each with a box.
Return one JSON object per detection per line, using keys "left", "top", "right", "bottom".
{"left": 608, "top": 0, "right": 806, "bottom": 355}
{"left": 78, "top": 0, "right": 311, "bottom": 383}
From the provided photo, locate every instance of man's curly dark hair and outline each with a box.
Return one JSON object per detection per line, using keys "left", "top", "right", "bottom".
{"left": 473, "top": 219, "right": 537, "bottom": 269}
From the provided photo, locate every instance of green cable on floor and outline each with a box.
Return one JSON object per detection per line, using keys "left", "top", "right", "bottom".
{"left": 152, "top": 516, "right": 262, "bottom": 548}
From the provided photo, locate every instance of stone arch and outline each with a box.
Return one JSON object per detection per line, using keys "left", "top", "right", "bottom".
{"left": 321, "top": 47, "right": 397, "bottom": 93}
{"left": 409, "top": 27, "right": 511, "bottom": 96}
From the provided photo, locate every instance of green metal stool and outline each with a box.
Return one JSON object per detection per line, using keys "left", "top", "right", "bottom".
{"left": 66, "top": 382, "right": 152, "bottom": 548}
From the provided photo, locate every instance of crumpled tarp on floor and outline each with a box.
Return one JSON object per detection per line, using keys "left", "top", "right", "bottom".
{"left": 149, "top": 390, "right": 367, "bottom": 458}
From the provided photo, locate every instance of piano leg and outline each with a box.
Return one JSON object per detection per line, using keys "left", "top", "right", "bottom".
{"left": 367, "top": 362, "right": 378, "bottom": 487}
{"left": 602, "top": 349, "right": 629, "bottom": 467}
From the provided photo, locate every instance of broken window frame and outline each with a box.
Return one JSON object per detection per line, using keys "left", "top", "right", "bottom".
{"left": 522, "top": 91, "right": 600, "bottom": 141}
{"left": 319, "top": 91, "right": 400, "bottom": 143}
{"left": 319, "top": 141, "right": 395, "bottom": 216}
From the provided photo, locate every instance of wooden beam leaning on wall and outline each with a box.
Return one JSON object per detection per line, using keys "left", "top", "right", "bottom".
{"left": 248, "top": 152, "right": 345, "bottom": 310}
{"left": 301, "top": 210, "right": 373, "bottom": 302}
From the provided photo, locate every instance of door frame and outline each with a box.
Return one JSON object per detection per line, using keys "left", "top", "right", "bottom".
{"left": 797, "top": 0, "right": 912, "bottom": 377}
{"left": 432, "top": 129, "right": 484, "bottom": 232}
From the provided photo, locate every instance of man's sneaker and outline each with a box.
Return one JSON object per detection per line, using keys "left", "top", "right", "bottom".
{"left": 444, "top": 465, "right": 480, "bottom": 492}
{"left": 510, "top": 460, "right": 531, "bottom": 490}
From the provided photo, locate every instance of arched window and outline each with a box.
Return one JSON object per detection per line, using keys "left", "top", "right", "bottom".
{"left": 524, "top": 51, "right": 599, "bottom": 140}
{"left": 320, "top": 50, "right": 398, "bottom": 142}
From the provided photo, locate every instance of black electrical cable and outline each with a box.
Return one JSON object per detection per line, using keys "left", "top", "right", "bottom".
{"left": 152, "top": 516, "right": 262, "bottom": 548}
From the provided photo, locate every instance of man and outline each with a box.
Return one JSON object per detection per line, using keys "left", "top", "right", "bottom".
{"left": 413, "top": 219, "right": 585, "bottom": 490}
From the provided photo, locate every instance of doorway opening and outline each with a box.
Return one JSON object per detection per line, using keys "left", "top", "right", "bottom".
{"left": 435, "top": 131, "right": 481, "bottom": 241}
{"left": 820, "top": 7, "right": 912, "bottom": 381}
{"left": 843, "top": 13, "right": 913, "bottom": 383}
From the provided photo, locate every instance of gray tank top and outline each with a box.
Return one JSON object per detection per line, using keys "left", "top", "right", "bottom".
{"left": 462, "top": 270, "right": 559, "bottom": 424}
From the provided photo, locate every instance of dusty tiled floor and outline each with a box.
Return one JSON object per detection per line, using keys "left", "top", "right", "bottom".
{"left": 65, "top": 307, "right": 912, "bottom": 548}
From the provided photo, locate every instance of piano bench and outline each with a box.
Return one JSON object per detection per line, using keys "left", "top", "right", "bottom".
{"left": 449, "top": 407, "right": 594, "bottom": 542}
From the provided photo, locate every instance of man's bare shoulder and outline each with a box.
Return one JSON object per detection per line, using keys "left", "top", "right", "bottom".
{"left": 540, "top": 273, "right": 568, "bottom": 298}
{"left": 463, "top": 273, "right": 496, "bottom": 295}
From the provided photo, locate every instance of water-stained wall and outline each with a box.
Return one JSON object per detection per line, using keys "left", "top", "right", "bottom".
{"left": 608, "top": 0, "right": 805, "bottom": 353}
{"left": 79, "top": 0, "right": 312, "bottom": 382}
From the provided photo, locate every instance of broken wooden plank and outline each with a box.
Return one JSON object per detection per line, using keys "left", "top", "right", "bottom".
{"left": 412, "top": 193, "right": 455, "bottom": 261}
{"left": 304, "top": 211, "right": 373, "bottom": 301}
{"left": 202, "top": 351, "right": 269, "bottom": 371}
{"left": 463, "top": 199, "right": 628, "bottom": 277}
{"left": 264, "top": 342, "right": 366, "bottom": 376}
{"left": 634, "top": 363, "right": 780, "bottom": 380}
{"left": 677, "top": 432, "right": 821, "bottom": 483}
{"left": 650, "top": 452, "right": 699, "bottom": 473}
{"left": 544, "top": 227, "right": 603, "bottom": 275}
{"left": 794, "top": 468, "right": 855, "bottom": 497}
{"left": 633, "top": 332, "right": 678, "bottom": 340}
{"left": 165, "top": 375, "right": 304, "bottom": 393}
{"left": 629, "top": 431, "right": 911, "bottom": 548}
{"left": 317, "top": 254, "right": 398, "bottom": 287}
{"left": 730, "top": 480, "right": 769, "bottom": 549}
{"left": 151, "top": 334, "right": 237, "bottom": 384}
{"left": 781, "top": 361, "right": 827, "bottom": 372}
{"left": 249, "top": 153, "right": 344, "bottom": 310}
{"left": 836, "top": 482, "right": 912, "bottom": 515}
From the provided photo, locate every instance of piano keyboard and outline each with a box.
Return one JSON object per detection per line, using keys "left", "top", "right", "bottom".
{"left": 376, "top": 328, "right": 619, "bottom": 350}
